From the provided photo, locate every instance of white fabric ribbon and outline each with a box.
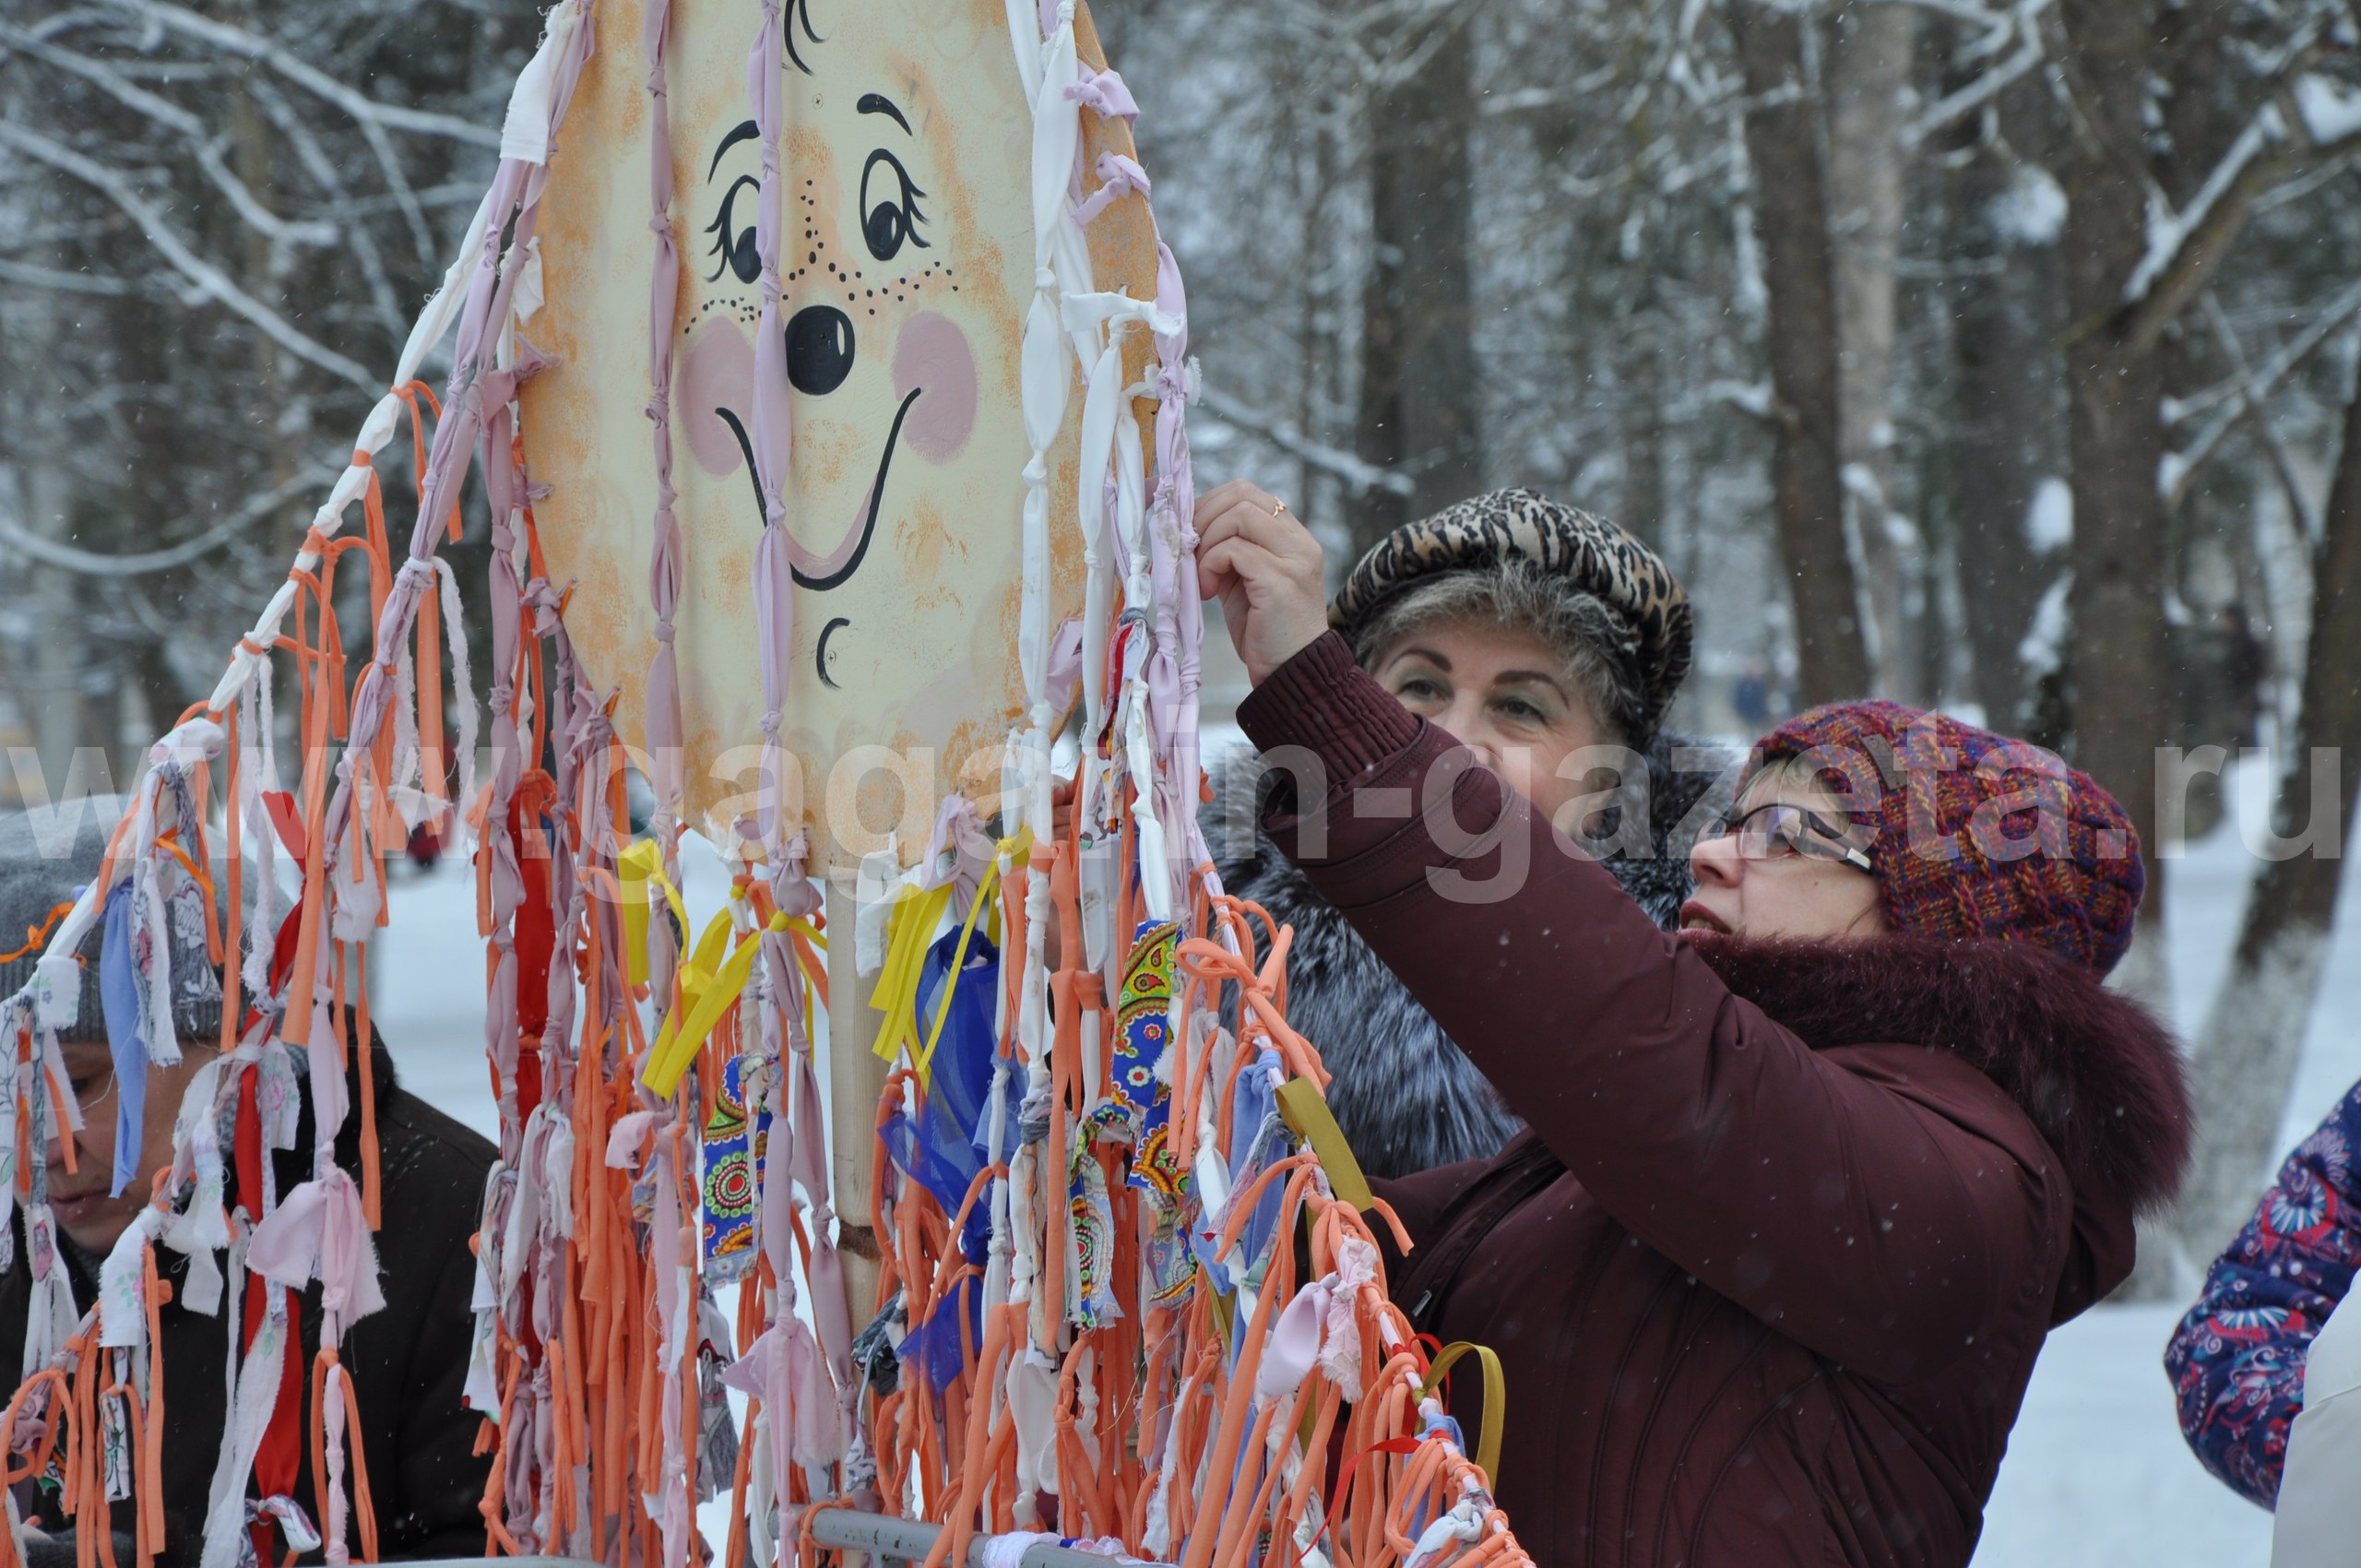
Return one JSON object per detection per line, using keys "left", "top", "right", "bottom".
{"left": 98, "top": 1206, "right": 170, "bottom": 1348}
{"left": 497, "top": 0, "right": 585, "bottom": 166}
{"left": 1405, "top": 1498, "right": 1489, "bottom": 1568}
{"left": 200, "top": 1269, "right": 293, "bottom": 1568}
{"left": 1008, "top": 1348, "right": 1060, "bottom": 1504}
{"left": 980, "top": 1531, "right": 1058, "bottom": 1568}
{"left": 20, "top": 1205, "right": 77, "bottom": 1380}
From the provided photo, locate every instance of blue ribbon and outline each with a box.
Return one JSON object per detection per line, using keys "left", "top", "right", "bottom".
{"left": 97, "top": 882, "right": 148, "bottom": 1198}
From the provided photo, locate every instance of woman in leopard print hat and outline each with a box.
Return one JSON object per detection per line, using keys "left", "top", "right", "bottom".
{"left": 1198, "top": 481, "right": 1727, "bottom": 1178}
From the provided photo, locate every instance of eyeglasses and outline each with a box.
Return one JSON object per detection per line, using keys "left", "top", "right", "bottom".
{"left": 1702, "top": 802, "right": 1873, "bottom": 873}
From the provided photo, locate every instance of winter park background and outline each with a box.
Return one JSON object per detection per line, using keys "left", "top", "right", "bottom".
{"left": 10, "top": 0, "right": 2361, "bottom": 1562}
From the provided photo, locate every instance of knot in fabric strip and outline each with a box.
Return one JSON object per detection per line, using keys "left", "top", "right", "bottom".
{"left": 1062, "top": 65, "right": 1139, "bottom": 121}
{"left": 1072, "top": 153, "right": 1151, "bottom": 226}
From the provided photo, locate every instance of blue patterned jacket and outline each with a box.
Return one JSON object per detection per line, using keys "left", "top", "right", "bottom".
{"left": 2165, "top": 1082, "right": 2361, "bottom": 1508}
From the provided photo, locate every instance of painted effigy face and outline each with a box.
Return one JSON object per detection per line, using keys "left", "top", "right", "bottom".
{"left": 527, "top": 0, "right": 1153, "bottom": 863}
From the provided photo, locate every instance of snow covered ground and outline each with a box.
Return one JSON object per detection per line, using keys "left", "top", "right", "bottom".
{"left": 369, "top": 762, "right": 2361, "bottom": 1566}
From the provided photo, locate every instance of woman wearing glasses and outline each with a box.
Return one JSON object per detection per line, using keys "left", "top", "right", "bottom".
{"left": 1201, "top": 484, "right": 1728, "bottom": 1180}
{"left": 1192, "top": 482, "right": 2193, "bottom": 1568}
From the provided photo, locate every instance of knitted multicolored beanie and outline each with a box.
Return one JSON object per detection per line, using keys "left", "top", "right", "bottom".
{"left": 1747, "top": 700, "right": 2144, "bottom": 975}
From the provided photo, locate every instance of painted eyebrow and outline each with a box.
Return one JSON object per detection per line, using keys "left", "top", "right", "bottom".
{"left": 1391, "top": 646, "right": 1453, "bottom": 672}
{"left": 1491, "top": 670, "right": 1568, "bottom": 695}
{"left": 858, "top": 93, "right": 912, "bottom": 134}
{"left": 707, "top": 119, "right": 759, "bottom": 182}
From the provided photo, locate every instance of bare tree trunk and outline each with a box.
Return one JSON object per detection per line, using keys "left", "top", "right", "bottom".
{"left": 1352, "top": 19, "right": 1483, "bottom": 556}
{"left": 1825, "top": 1, "right": 1918, "bottom": 697}
{"left": 1948, "top": 118, "right": 2061, "bottom": 730}
{"left": 2058, "top": 0, "right": 2172, "bottom": 991}
{"left": 2170, "top": 363, "right": 2361, "bottom": 1267}
{"left": 1727, "top": 0, "right": 1873, "bottom": 705}
{"left": 1619, "top": 296, "right": 1668, "bottom": 550}
{"left": 1, "top": 296, "right": 88, "bottom": 797}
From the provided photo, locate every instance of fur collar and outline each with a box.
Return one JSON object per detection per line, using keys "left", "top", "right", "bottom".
{"left": 1685, "top": 932, "right": 2193, "bottom": 1217}
{"left": 1201, "top": 733, "right": 1734, "bottom": 1178}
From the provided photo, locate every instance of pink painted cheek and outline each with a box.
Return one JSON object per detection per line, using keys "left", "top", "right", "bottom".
{"left": 892, "top": 310, "right": 977, "bottom": 464}
{"left": 678, "top": 319, "right": 755, "bottom": 478}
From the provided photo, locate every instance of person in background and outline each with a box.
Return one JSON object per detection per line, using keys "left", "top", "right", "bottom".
{"left": 2165, "top": 1087, "right": 2361, "bottom": 1514}
{"left": 0, "top": 801, "right": 493, "bottom": 1565}
{"left": 1201, "top": 485, "right": 1728, "bottom": 1179}
{"left": 1193, "top": 480, "right": 2194, "bottom": 1565}
{"left": 1733, "top": 659, "right": 1773, "bottom": 733}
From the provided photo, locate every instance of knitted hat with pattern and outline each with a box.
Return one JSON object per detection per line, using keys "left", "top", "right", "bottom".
{"left": 1328, "top": 488, "right": 1694, "bottom": 743}
{"left": 1747, "top": 701, "right": 2145, "bottom": 975}
{"left": 0, "top": 798, "right": 222, "bottom": 1042}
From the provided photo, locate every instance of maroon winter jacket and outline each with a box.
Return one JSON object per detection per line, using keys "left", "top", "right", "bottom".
{"left": 1236, "top": 635, "right": 2191, "bottom": 1568}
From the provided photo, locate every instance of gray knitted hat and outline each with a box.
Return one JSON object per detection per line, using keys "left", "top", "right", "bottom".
{"left": 0, "top": 797, "right": 223, "bottom": 1044}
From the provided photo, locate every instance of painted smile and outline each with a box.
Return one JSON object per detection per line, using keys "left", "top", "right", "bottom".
{"left": 716, "top": 386, "right": 924, "bottom": 591}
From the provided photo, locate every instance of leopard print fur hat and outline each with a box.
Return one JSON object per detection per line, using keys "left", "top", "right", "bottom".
{"left": 1328, "top": 488, "right": 1695, "bottom": 740}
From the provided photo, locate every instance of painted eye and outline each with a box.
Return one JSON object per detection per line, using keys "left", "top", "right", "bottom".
{"left": 706, "top": 174, "right": 762, "bottom": 285}
{"left": 860, "top": 148, "right": 929, "bottom": 263}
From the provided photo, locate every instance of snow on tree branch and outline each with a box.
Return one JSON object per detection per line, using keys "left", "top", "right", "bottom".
{"left": 2123, "top": 107, "right": 2289, "bottom": 309}
{"left": 0, "top": 465, "right": 337, "bottom": 577}
{"left": 0, "top": 119, "right": 377, "bottom": 387}
{"left": 1194, "top": 385, "right": 1417, "bottom": 498}
{"left": 1904, "top": 0, "right": 2053, "bottom": 147}
{"left": 2160, "top": 278, "right": 2361, "bottom": 507}
{"left": 96, "top": 0, "right": 504, "bottom": 149}
{"left": 2293, "top": 72, "right": 2361, "bottom": 144}
{"left": 0, "top": 21, "right": 339, "bottom": 250}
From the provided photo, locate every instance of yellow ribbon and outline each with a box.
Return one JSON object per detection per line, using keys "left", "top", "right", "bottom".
{"left": 869, "top": 881, "right": 955, "bottom": 1071}
{"left": 1275, "top": 1076, "right": 1374, "bottom": 1211}
{"left": 1419, "top": 1340, "right": 1506, "bottom": 1483}
{"left": 617, "top": 839, "right": 688, "bottom": 989}
{"left": 639, "top": 908, "right": 781, "bottom": 1097}
{"left": 867, "top": 827, "right": 1033, "bottom": 1086}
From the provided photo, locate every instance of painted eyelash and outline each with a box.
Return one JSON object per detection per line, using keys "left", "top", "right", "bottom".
{"left": 705, "top": 174, "right": 761, "bottom": 284}
{"left": 859, "top": 148, "right": 930, "bottom": 262}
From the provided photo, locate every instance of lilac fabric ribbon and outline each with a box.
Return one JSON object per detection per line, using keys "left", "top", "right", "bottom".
{"left": 1071, "top": 152, "right": 1150, "bottom": 226}
{"left": 723, "top": 1315, "right": 836, "bottom": 1468}
{"left": 1145, "top": 242, "right": 1207, "bottom": 879}
{"left": 746, "top": 0, "right": 797, "bottom": 850}
{"left": 643, "top": 0, "right": 687, "bottom": 828}
{"left": 1064, "top": 66, "right": 1139, "bottom": 122}
{"left": 246, "top": 1168, "right": 387, "bottom": 1337}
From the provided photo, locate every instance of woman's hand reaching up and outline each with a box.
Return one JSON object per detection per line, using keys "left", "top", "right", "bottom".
{"left": 1192, "top": 481, "right": 1329, "bottom": 685}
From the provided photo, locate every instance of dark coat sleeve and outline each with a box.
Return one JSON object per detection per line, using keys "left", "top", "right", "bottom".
{"left": 338, "top": 1092, "right": 493, "bottom": 1560}
{"left": 1237, "top": 634, "right": 2068, "bottom": 1385}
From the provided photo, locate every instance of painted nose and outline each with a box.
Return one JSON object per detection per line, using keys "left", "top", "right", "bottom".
{"left": 786, "top": 305, "right": 856, "bottom": 396}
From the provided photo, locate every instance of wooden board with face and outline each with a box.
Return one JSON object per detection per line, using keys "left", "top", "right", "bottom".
{"left": 524, "top": 0, "right": 1157, "bottom": 869}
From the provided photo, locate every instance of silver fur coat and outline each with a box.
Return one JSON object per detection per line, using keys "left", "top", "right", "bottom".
{"left": 1202, "top": 732, "right": 1732, "bottom": 1179}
